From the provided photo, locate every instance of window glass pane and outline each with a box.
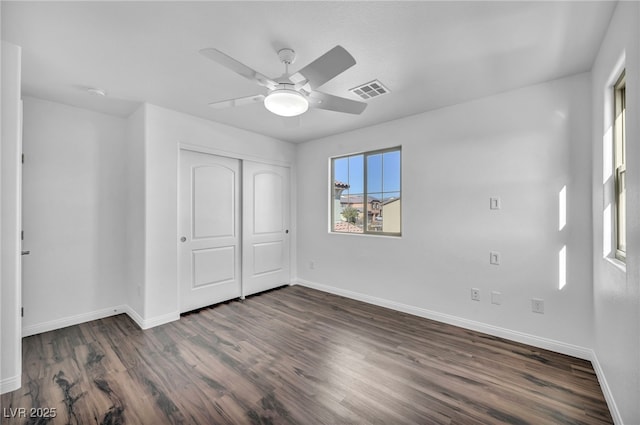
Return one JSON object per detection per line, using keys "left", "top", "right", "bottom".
{"left": 618, "top": 168, "right": 626, "bottom": 252}
{"left": 342, "top": 194, "right": 363, "bottom": 230}
{"left": 383, "top": 150, "right": 401, "bottom": 192}
{"left": 366, "top": 193, "right": 383, "bottom": 232}
{"left": 348, "top": 155, "right": 364, "bottom": 196}
{"left": 382, "top": 195, "right": 401, "bottom": 233}
{"left": 334, "top": 157, "right": 349, "bottom": 186}
{"left": 613, "top": 72, "right": 626, "bottom": 259}
{"left": 331, "top": 148, "right": 400, "bottom": 236}
{"left": 367, "top": 154, "right": 383, "bottom": 193}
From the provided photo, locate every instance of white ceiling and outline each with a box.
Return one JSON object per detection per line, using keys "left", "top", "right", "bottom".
{"left": 2, "top": 1, "right": 616, "bottom": 143}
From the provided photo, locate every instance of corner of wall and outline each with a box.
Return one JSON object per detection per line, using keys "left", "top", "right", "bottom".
{"left": 124, "top": 103, "right": 147, "bottom": 319}
{"left": 124, "top": 305, "right": 179, "bottom": 330}
{"left": 590, "top": 350, "right": 624, "bottom": 424}
{"left": 0, "top": 374, "right": 21, "bottom": 395}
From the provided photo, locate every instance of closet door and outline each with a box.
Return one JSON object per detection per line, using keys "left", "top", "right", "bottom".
{"left": 179, "top": 150, "right": 241, "bottom": 313}
{"left": 242, "top": 161, "right": 291, "bottom": 297}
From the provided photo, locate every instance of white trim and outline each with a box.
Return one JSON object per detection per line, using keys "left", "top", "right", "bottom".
{"left": 124, "top": 306, "right": 179, "bottom": 330}
{"left": 124, "top": 305, "right": 147, "bottom": 329}
{"left": 179, "top": 143, "right": 291, "bottom": 168}
{"left": 22, "top": 305, "right": 129, "bottom": 337}
{"left": 590, "top": 350, "right": 623, "bottom": 425}
{"left": 0, "top": 374, "right": 21, "bottom": 394}
{"left": 294, "top": 279, "right": 592, "bottom": 360}
{"left": 22, "top": 305, "right": 181, "bottom": 337}
{"left": 605, "top": 256, "right": 626, "bottom": 273}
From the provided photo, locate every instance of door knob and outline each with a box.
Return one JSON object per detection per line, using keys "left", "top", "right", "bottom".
{"left": 180, "top": 236, "right": 187, "bottom": 243}
{"left": 21, "top": 250, "right": 30, "bottom": 255}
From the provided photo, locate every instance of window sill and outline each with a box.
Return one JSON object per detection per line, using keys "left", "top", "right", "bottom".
{"left": 328, "top": 231, "right": 402, "bottom": 239}
{"left": 605, "top": 256, "right": 626, "bottom": 273}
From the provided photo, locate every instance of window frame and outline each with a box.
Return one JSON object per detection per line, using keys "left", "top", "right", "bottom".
{"left": 613, "top": 70, "right": 626, "bottom": 261}
{"left": 330, "top": 146, "right": 402, "bottom": 236}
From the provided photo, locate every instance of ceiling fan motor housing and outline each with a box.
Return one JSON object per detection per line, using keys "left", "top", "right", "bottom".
{"left": 278, "top": 48, "right": 296, "bottom": 65}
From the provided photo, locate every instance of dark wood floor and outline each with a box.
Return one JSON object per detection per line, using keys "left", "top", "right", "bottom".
{"left": 1, "top": 285, "right": 612, "bottom": 424}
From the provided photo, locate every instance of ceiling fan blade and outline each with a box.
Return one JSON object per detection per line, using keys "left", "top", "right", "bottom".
{"left": 208, "top": 94, "right": 265, "bottom": 109}
{"left": 308, "top": 91, "right": 367, "bottom": 115}
{"left": 290, "top": 45, "right": 356, "bottom": 90}
{"left": 199, "top": 48, "right": 277, "bottom": 90}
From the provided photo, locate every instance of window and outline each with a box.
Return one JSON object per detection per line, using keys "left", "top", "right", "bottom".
{"left": 614, "top": 70, "right": 626, "bottom": 261}
{"left": 331, "top": 147, "right": 401, "bottom": 235}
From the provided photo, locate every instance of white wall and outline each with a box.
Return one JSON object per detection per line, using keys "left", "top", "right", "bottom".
{"left": 124, "top": 105, "right": 146, "bottom": 321}
{"left": 1, "top": 41, "right": 22, "bottom": 394}
{"left": 591, "top": 2, "right": 640, "bottom": 424}
{"left": 297, "top": 73, "right": 594, "bottom": 356}
{"left": 20, "top": 96, "right": 128, "bottom": 336}
{"left": 137, "top": 104, "right": 296, "bottom": 325}
{"left": 12, "top": 98, "right": 297, "bottom": 333}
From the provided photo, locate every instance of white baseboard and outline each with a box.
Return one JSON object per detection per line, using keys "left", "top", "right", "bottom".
{"left": 589, "top": 351, "right": 623, "bottom": 425}
{"left": 295, "top": 279, "right": 624, "bottom": 422}
{"left": 124, "top": 305, "right": 146, "bottom": 329}
{"left": 0, "top": 374, "right": 21, "bottom": 394}
{"left": 22, "top": 305, "right": 180, "bottom": 337}
{"left": 123, "top": 306, "right": 179, "bottom": 330}
{"left": 22, "top": 305, "right": 129, "bottom": 337}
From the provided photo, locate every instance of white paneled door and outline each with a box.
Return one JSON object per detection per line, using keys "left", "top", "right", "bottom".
{"left": 242, "top": 161, "right": 290, "bottom": 297}
{"left": 179, "top": 150, "right": 241, "bottom": 313}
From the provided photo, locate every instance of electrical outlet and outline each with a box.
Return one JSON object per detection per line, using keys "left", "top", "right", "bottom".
{"left": 491, "top": 291, "right": 502, "bottom": 305}
{"left": 532, "top": 298, "right": 544, "bottom": 314}
{"left": 471, "top": 288, "right": 480, "bottom": 301}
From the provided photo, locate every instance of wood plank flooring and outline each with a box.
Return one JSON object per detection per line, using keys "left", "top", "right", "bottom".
{"left": 1, "top": 285, "right": 612, "bottom": 424}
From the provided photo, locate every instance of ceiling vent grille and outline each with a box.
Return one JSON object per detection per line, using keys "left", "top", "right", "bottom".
{"left": 349, "top": 80, "right": 390, "bottom": 100}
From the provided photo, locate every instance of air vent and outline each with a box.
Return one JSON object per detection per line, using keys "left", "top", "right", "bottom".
{"left": 349, "top": 80, "right": 390, "bottom": 100}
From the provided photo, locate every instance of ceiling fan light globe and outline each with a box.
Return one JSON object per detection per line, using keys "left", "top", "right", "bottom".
{"left": 264, "top": 89, "right": 309, "bottom": 117}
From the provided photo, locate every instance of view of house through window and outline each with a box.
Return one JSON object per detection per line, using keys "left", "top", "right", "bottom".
{"left": 331, "top": 147, "right": 401, "bottom": 235}
{"left": 614, "top": 70, "right": 626, "bottom": 261}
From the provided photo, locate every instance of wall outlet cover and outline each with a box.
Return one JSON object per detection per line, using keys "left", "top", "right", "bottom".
{"left": 471, "top": 288, "right": 480, "bottom": 301}
{"left": 491, "top": 291, "right": 502, "bottom": 305}
{"left": 532, "top": 298, "right": 544, "bottom": 314}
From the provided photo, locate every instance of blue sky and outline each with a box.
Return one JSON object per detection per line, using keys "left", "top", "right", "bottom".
{"left": 334, "top": 150, "right": 400, "bottom": 198}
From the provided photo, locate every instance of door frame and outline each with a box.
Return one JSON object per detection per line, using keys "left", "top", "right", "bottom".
{"left": 177, "top": 143, "right": 293, "bottom": 308}
{"left": 1, "top": 43, "right": 23, "bottom": 393}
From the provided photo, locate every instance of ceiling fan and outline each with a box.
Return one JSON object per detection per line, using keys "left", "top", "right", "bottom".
{"left": 199, "top": 45, "right": 367, "bottom": 117}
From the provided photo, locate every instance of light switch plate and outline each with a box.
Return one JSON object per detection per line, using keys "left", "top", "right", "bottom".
{"left": 490, "top": 197, "right": 501, "bottom": 210}
{"left": 490, "top": 251, "right": 501, "bottom": 265}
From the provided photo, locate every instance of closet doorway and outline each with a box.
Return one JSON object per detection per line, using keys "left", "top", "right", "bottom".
{"left": 178, "top": 149, "right": 290, "bottom": 313}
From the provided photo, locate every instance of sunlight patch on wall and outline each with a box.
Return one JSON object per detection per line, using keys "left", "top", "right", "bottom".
{"left": 559, "top": 245, "right": 567, "bottom": 290}
{"left": 559, "top": 185, "right": 566, "bottom": 231}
